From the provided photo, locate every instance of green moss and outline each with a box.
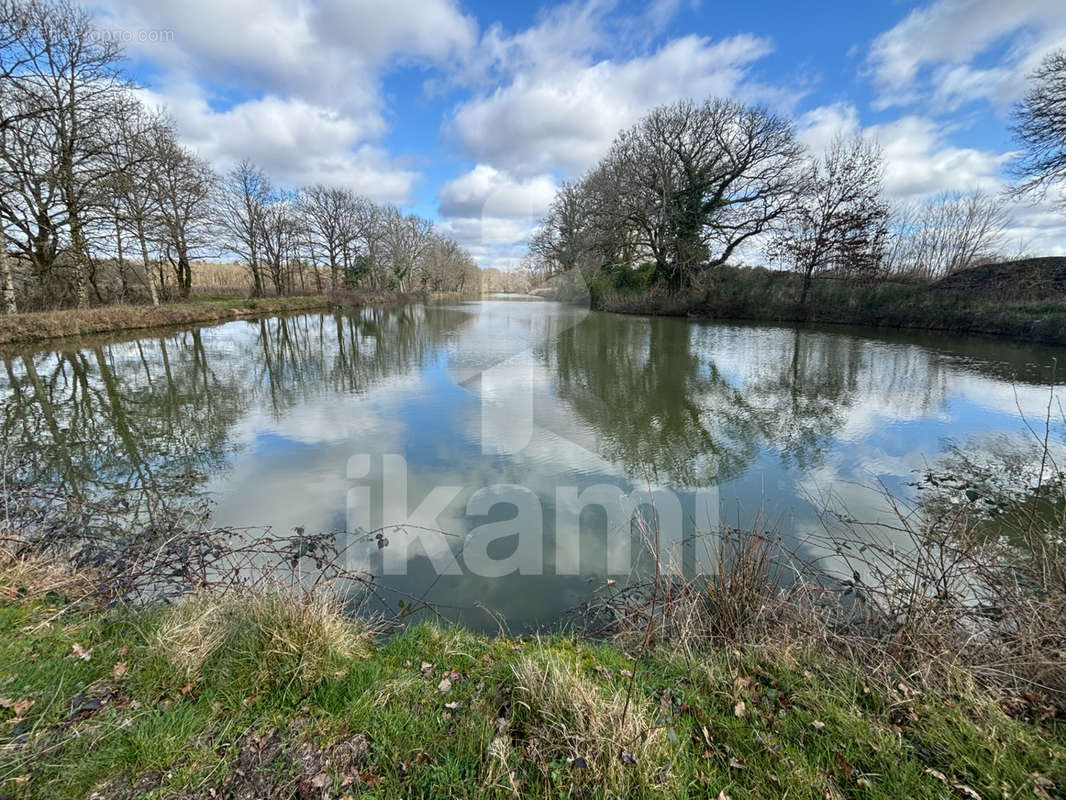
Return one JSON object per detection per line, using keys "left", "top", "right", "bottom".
{"left": 0, "top": 597, "right": 1062, "bottom": 799}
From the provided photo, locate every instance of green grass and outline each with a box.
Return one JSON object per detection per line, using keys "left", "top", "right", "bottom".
{"left": 1, "top": 593, "right": 1063, "bottom": 799}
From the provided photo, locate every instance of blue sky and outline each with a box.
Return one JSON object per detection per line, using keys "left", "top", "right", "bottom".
{"left": 92, "top": 0, "right": 1066, "bottom": 268}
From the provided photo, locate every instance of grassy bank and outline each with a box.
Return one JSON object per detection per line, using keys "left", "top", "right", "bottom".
{"left": 0, "top": 291, "right": 428, "bottom": 347}
{"left": 0, "top": 572, "right": 1062, "bottom": 800}
{"left": 0, "top": 296, "right": 332, "bottom": 346}
{"left": 587, "top": 259, "right": 1066, "bottom": 345}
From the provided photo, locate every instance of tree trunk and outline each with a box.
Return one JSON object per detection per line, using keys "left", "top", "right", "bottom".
{"left": 136, "top": 228, "right": 160, "bottom": 306}
{"left": 69, "top": 211, "right": 91, "bottom": 308}
{"left": 0, "top": 245, "right": 16, "bottom": 314}
{"left": 178, "top": 251, "right": 191, "bottom": 299}
{"left": 115, "top": 217, "right": 129, "bottom": 300}
{"left": 800, "top": 267, "right": 813, "bottom": 306}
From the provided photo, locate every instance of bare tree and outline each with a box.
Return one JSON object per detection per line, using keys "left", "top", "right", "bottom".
{"left": 217, "top": 160, "right": 271, "bottom": 296}
{"left": 383, "top": 209, "right": 433, "bottom": 291}
{"left": 885, "top": 192, "right": 1007, "bottom": 280}
{"left": 258, "top": 191, "right": 303, "bottom": 296}
{"left": 6, "top": 0, "right": 131, "bottom": 307}
{"left": 1012, "top": 49, "right": 1066, "bottom": 199}
{"left": 416, "top": 234, "right": 478, "bottom": 292}
{"left": 529, "top": 180, "right": 592, "bottom": 277}
{"left": 767, "top": 135, "right": 889, "bottom": 303}
{"left": 351, "top": 196, "right": 388, "bottom": 289}
{"left": 106, "top": 104, "right": 172, "bottom": 305}
{"left": 300, "top": 184, "right": 353, "bottom": 291}
{"left": 152, "top": 136, "right": 217, "bottom": 299}
{"left": 0, "top": 0, "right": 49, "bottom": 312}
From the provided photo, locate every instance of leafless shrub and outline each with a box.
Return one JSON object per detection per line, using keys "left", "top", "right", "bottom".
{"left": 884, "top": 192, "right": 1008, "bottom": 280}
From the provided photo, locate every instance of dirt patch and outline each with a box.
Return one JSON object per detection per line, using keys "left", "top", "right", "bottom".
{"left": 223, "top": 726, "right": 373, "bottom": 800}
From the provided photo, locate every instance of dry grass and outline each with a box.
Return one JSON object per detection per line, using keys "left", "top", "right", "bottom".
{"left": 510, "top": 650, "right": 669, "bottom": 796}
{"left": 189, "top": 261, "right": 250, "bottom": 288}
{"left": 0, "top": 544, "right": 95, "bottom": 603}
{"left": 591, "top": 488, "right": 1066, "bottom": 706}
{"left": 585, "top": 405, "right": 1066, "bottom": 706}
{"left": 151, "top": 589, "right": 374, "bottom": 691}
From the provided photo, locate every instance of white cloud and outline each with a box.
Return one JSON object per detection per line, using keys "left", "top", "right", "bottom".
{"left": 869, "top": 116, "right": 1010, "bottom": 199}
{"left": 437, "top": 215, "right": 543, "bottom": 271}
{"left": 435, "top": 166, "right": 559, "bottom": 270}
{"left": 866, "top": 0, "right": 1066, "bottom": 110}
{"left": 795, "top": 102, "right": 861, "bottom": 153}
{"left": 98, "top": 0, "right": 474, "bottom": 102}
{"left": 449, "top": 33, "right": 776, "bottom": 176}
{"left": 95, "top": 0, "right": 477, "bottom": 203}
{"left": 795, "top": 102, "right": 1064, "bottom": 257}
{"left": 797, "top": 104, "right": 1008, "bottom": 199}
{"left": 438, "top": 165, "right": 556, "bottom": 220}
{"left": 137, "top": 84, "right": 417, "bottom": 203}
{"left": 312, "top": 0, "right": 476, "bottom": 65}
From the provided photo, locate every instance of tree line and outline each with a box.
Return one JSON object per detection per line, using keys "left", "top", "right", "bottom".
{"left": 531, "top": 51, "right": 1066, "bottom": 300}
{"left": 0, "top": 0, "right": 479, "bottom": 314}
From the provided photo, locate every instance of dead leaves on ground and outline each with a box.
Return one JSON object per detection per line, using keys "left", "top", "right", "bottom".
{"left": 0, "top": 696, "right": 34, "bottom": 718}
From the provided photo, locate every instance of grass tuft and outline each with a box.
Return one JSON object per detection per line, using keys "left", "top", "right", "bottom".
{"left": 150, "top": 589, "right": 373, "bottom": 694}
{"left": 510, "top": 650, "right": 669, "bottom": 796}
{"left": 0, "top": 544, "right": 94, "bottom": 603}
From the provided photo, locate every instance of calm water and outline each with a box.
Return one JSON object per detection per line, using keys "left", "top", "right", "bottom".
{"left": 2, "top": 298, "right": 1064, "bottom": 630}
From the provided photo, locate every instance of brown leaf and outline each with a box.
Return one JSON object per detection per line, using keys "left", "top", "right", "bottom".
{"left": 0, "top": 698, "right": 13, "bottom": 709}
{"left": 309, "top": 772, "right": 330, "bottom": 789}
{"left": 444, "top": 701, "right": 459, "bottom": 710}
{"left": 953, "top": 784, "right": 981, "bottom": 800}
{"left": 71, "top": 643, "right": 92, "bottom": 661}
{"left": 420, "top": 661, "right": 435, "bottom": 675}
{"left": 811, "top": 720, "right": 825, "bottom": 730}
{"left": 717, "top": 792, "right": 731, "bottom": 800}
{"left": 111, "top": 661, "right": 128, "bottom": 678}
{"left": 12, "top": 699, "right": 34, "bottom": 718}
{"left": 437, "top": 677, "right": 452, "bottom": 694}
{"left": 733, "top": 700, "right": 747, "bottom": 718}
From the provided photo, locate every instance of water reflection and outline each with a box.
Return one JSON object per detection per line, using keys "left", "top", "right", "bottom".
{"left": 1, "top": 300, "right": 1062, "bottom": 630}
{"left": 0, "top": 305, "right": 472, "bottom": 516}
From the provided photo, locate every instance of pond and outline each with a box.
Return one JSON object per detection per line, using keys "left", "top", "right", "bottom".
{"left": 2, "top": 297, "right": 1064, "bottom": 630}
